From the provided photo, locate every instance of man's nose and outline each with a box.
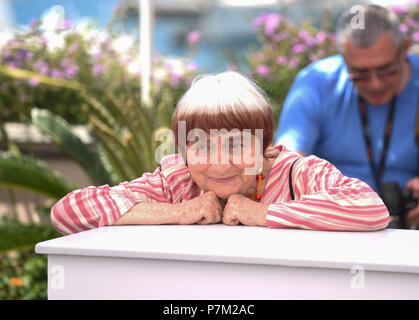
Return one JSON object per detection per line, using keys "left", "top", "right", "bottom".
{"left": 368, "top": 72, "right": 383, "bottom": 88}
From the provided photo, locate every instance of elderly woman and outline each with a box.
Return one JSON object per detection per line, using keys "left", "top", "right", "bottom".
{"left": 51, "top": 71, "right": 389, "bottom": 235}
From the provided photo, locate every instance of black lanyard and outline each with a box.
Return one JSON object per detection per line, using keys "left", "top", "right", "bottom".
{"left": 358, "top": 96, "right": 397, "bottom": 188}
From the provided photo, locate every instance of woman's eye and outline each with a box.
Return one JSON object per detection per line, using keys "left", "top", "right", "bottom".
{"left": 193, "top": 144, "right": 207, "bottom": 152}
{"left": 226, "top": 143, "right": 243, "bottom": 152}
{"left": 231, "top": 143, "right": 242, "bottom": 149}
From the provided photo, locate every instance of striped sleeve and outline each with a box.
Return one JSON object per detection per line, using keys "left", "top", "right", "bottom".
{"left": 50, "top": 166, "right": 172, "bottom": 235}
{"left": 266, "top": 156, "right": 390, "bottom": 231}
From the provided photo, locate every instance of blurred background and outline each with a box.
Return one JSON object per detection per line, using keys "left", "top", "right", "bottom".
{"left": 0, "top": 0, "right": 417, "bottom": 299}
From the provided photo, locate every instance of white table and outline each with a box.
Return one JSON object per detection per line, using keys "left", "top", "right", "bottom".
{"left": 35, "top": 225, "right": 419, "bottom": 300}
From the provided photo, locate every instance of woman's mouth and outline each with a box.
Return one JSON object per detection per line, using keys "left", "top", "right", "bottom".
{"left": 211, "top": 175, "right": 237, "bottom": 183}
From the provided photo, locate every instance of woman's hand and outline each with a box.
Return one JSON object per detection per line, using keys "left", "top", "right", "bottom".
{"left": 222, "top": 194, "right": 269, "bottom": 227}
{"left": 176, "top": 191, "right": 224, "bottom": 225}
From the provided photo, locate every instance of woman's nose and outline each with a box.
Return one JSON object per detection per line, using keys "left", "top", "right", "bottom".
{"left": 209, "top": 163, "right": 233, "bottom": 176}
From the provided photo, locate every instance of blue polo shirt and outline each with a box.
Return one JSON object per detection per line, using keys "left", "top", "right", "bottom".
{"left": 275, "top": 54, "right": 419, "bottom": 191}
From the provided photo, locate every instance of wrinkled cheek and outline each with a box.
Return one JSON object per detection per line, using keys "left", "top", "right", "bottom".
{"left": 187, "top": 167, "right": 210, "bottom": 190}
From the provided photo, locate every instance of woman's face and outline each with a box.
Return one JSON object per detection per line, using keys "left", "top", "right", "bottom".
{"left": 185, "top": 131, "right": 263, "bottom": 200}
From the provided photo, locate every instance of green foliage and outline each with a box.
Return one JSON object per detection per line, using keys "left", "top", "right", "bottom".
{"left": 0, "top": 216, "right": 60, "bottom": 254}
{"left": 0, "top": 16, "right": 195, "bottom": 125}
{"left": 0, "top": 14, "right": 197, "bottom": 183}
{"left": 0, "top": 216, "right": 61, "bottom": 300}
{"left": 246, "top": 12, "right": 337, "bottom": 129}
{"left": 31, "top": 108, "right": 113, "bottom": 186}
{"left": 0, "top": 29, "right": 89, "bottom": 124}
{"left": 395, "top": 4, "right": 419, "bottom": 35}
{"left": 0, "top": 64, "right": 181, "bottom": 183}
{"left": 0, "top": 151, "right": 79, "bottom": 200}
{"left": 0, "top": 251, "right": 48, "bottom": 300}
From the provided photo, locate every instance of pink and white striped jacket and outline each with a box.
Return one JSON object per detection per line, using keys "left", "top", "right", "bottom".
{"left": 51, "top": 145, "right": 389, "bottom": 235}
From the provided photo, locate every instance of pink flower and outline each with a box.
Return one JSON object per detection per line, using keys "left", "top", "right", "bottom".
{"left": 392, "top": 5, "right": 409, "bottom": 15}
{"left": 412, "top": 32, "right": 419, "bottom": 42}
{"left": 62, "top": 20, "right": 73, "bottom": 29}
{"left": 28, "top": 78, "right": 39, "bottom": 87}
{"left": 255, "top": 64, "right": 270, "bottom": 77}
{"left": 252, "top": 13, "right": 268, "bottom": 27}
{"left": 272, "top": 32, "right": 288, "bottom": 42}
{"left": 8, "top": 61, "right": 20, "bottom": 69}
{"left": 64, "top": 65, "right": 79, "bottom": 79}
{"left": 309, "top": 54, "right": 318, "bottom": 62}
{"left": 187, "top": 31, "right": 201, "bottom": 45}
{"left": 68, "top": 43, "right": 79, "bottom": 54}
{"left": 292, "top": 43, "right": 306, "bottom": 54}
{"left": 39, "top": 35, "right": 48, "bottom": 45}
{"left": 170, "top": 73, "right": 183, "bottom": 87}
{"left": 92, "top": 64, "right": 107, "bottom": 77}
{"left": 288, "top": 57, "right": 298, "bottom": 68}
{"left": 265, "top": 14, "right": 281, "bottom": 36}
{"left": 61, "top": 58, "right": 72, "bottom": 68}
{"left": 187, "top": 62, "right": 198, "bottom": 72}
{"left": 50, "top": 68, "right": 64, "bottom": 79}
{"left": 299, "top": 30, "right": 315, "bottom": 46}
{"left": 113, "top": 1, "right": 123, "bottom": 12}
{"left": 400, "top": 23, "right": 408, "bottom": 33}
{"left": 29, "top": 18, "right": 39, "bottom": 29}
{"left": 315, "top": 31, "right": 326, "bottom": 45}
{"left": 253, "top": 52, "right": 264, "bottom": 62}
{"left": 34, "top": 59, "right": 49, "bottom": 75}
{"left": 2, "top": 48, "right": 11, "bottom": 58}
{"left": 276, "top": 56, "right": 288, "bottom": 65}
{"left": 407, "top": 18, "right": 419, "bottom": 29}
{"left": 91, "top": 51, "right": 102, "bottom": 60}
{"left": 119, "top": 57, "right": 132, "bottom": 66}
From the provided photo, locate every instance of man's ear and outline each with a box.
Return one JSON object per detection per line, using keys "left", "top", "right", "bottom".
{"left": 402, "top": 36, "right": 411, "bottom": 57}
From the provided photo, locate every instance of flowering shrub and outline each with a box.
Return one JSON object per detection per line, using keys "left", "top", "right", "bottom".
{"left": 247, "top": 12, "right": 337, "bottom": 126}
{"left": 393, "top": 2, "right": 419, "bottom": 51}
{"left": 248, "top": 4, "right": 419, "bottom": 128}
{"left": 0, "top": 251, "right": 48, "bottom": 299}
{"left": 0, "top": 215, "right": 60, "bottom": 299}
{"left": 0, "top": 14, "right": 197, "bottom": 125}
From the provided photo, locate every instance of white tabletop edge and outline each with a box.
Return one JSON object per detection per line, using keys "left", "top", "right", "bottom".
{"left": 35, "top": 226, "right": 419, "bottom": 273}
{"left": 34, "top": 245, "right": 419, "bottom": 274}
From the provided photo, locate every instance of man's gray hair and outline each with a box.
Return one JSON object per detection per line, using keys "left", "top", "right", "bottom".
{"left": 336, "top": 4, "right": 404, "bottom": 53}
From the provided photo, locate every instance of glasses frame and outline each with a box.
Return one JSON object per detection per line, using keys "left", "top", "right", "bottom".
{"left": 347, "top": 47, "right": 403, "bottom": 83}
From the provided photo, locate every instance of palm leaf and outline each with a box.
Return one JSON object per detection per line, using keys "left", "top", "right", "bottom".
{"left": 0, "top": 151, "right": 78, "bottom": 200}
{"left": 0, "top": 65, "right": 80, "bottom": 90}
{"left": 31, "top": 108, "right": 113, "bottom": 186}
{"left": 0, "top": 65, "right": 180, "bottom": 183}
{"left": 88, "top": 116, "right": 135, "bottom": 181}
{"left": 0, "top": 218, "right": 61, "bottom": 254}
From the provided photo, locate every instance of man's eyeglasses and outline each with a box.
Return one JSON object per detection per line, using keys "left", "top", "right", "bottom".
{"left": 347, "top": 49, "right": 403, "bottom": 82}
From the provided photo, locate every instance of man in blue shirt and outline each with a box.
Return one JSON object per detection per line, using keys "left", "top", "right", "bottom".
{"left": 275, "top": 4, "right": 419, "bottom": 228}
